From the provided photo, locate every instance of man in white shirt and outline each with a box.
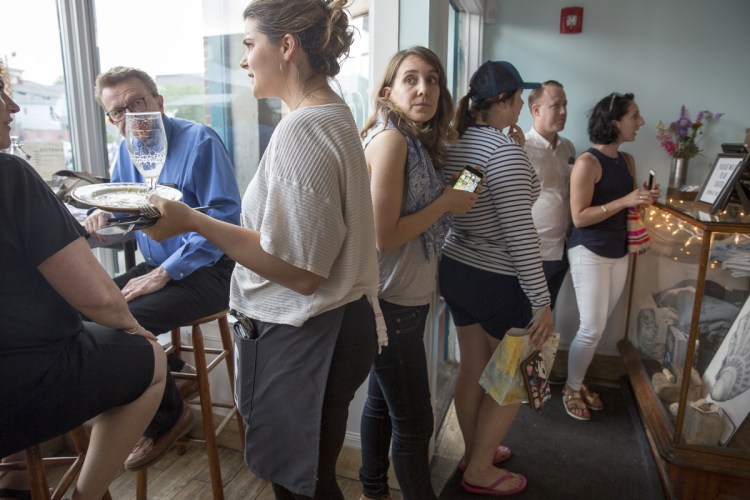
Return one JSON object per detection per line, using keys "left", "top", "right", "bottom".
{"left": 525, "top": 80, "right": 576, "bottom": 309}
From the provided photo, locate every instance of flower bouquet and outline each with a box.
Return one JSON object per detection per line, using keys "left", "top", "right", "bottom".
{"left": 656, "top": 106, "right": 723, "bottom": 159}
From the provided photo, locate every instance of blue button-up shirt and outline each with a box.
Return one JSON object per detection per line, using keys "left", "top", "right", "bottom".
{"left": 112, "top": 115, "right": 241, "bottom": 280}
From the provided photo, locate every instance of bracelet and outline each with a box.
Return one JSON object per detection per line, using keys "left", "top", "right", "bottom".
{"left": 600, "top": 204, "right": 608, "bottom": 214}
{"left": 123, "top": 321, "right": 141, "bottom": 335}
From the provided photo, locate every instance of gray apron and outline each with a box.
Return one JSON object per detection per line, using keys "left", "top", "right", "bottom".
{"left": 233, "top": 305, "right": 344, "bottom": 496}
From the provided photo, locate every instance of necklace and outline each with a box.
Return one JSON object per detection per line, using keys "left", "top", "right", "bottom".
{"left": 293, "top": 84, "right": 327, "bottom": 110}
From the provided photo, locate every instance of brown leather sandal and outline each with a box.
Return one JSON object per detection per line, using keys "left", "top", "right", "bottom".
{"left": 580, "top": 384, "right": 604, "bottom": 411}
{"left": 562, "top": 389, "right": 591, "bottom": 421}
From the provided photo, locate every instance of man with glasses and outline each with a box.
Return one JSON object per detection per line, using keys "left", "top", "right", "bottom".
{"left": 524, "top": 80, "right": 576, "bottom": 311}
{"left": 85, "top": 66, "right": 242, "bottom": 471}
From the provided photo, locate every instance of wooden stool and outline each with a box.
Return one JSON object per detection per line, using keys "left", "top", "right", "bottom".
{"left": 135, "top": 310, "right": 245, "bottom": 500}
{"left": 0, "top": 426, "right": 112, "bottom": 500}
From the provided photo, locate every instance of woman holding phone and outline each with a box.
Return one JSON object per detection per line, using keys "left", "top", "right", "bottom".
{"left": 439, "top": 60, "right": 552, "bottom": 496}
{"left": 358, "top": 46, "right": 478, "bottom": 500}
{"left": 564, "top": 92, "right": 660, "bottom": 420}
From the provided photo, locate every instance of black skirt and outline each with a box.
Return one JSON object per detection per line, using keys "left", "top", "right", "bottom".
{"left": 0, "top": 322, "right": 155, "bottom": 456}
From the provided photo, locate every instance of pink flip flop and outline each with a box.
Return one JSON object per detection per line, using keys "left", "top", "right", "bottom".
{"left": 461, "top": 471, "right": 527, "bottom": 496}
{"left": 457, "top": 445, "right": 512, "bottom": 472}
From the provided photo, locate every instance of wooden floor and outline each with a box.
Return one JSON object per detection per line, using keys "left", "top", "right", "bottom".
{"left": 39, "top": 354, "right": 631, "bottom": 499}
{"left": 45, "top": 400, "right": 463, "bottom": 500}
{"left": 40, "top": 362, "right": 463, "bottom": 500}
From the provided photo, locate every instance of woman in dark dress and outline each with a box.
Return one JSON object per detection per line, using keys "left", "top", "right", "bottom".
{"left": 0, "top": 59, "right": 166, "bottom": 500}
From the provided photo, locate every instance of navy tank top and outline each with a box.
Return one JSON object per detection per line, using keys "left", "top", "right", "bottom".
{"left": 568, "top": 148, "right": 633, "bottom": 258}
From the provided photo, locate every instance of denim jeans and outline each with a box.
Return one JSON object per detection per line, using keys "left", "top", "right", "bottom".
{"left": 359, "top": 300, "right": 436, "bottom": 500}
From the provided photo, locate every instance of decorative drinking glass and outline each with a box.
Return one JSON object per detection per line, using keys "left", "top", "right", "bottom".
{"left": 125, "top": 112, "right": 168, "bottom": 192}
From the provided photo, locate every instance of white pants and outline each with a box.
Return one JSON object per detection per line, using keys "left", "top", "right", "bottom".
{"left": 566, "top": 245, "right": 629, "bottom": 390}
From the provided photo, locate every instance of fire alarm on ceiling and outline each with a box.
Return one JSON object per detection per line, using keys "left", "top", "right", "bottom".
{"left": 560, "top": 7, "right": 583, "bottom": 34}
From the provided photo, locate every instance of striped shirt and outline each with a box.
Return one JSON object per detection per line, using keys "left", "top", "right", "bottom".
{"left": 230, "top": 103, "right": 380, "bottom": 326}
{"left": 442, "top": 125, "right": 551, "bottom": 308}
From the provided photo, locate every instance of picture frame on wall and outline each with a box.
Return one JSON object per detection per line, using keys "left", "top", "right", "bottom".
{"left": 696, "top": 150, "right": 749, "bottom": 214}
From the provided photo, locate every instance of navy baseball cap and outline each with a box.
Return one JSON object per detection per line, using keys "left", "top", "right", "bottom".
{"left": 469, "top": 60, "right": 541, "bottom": 102}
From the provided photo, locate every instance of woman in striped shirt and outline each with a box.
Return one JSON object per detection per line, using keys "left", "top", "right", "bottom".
{"left": 439, "top": 61, "right": 553, "bottom": 496}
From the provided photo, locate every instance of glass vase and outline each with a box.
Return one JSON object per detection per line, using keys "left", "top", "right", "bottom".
{"left": 669, "top": 157, "right": 688, "bottom": 189}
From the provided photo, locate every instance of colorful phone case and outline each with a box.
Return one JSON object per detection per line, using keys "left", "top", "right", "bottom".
{"left": 521, "top": 350, "right": 552, "bottom": 411}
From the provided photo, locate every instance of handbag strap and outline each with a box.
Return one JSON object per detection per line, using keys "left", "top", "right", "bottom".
{"left": 621, "top": 153, "right": 638, "bottom": 189}
{"left": 53, "top": 169, "right": 107, "bottom": 184}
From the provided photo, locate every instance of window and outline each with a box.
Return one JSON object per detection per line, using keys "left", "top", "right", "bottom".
{"left": 0, "top": 0, "right": 74, "bottom": 178}
{"left": 448, "top": 0, "right": 485, "bottom": 102}
{"left": 94, "top": 0, "right": 369, "bottom": 193}
{"left": 3, "top": 1, "right": 370, "bottom": 275}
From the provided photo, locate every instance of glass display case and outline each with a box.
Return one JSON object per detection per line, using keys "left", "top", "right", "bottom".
{"left": 620, "top": 201, "right": 750, "bottom": 499}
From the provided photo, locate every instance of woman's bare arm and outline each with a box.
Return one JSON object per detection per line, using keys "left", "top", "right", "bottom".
{"left": 37, "top": 237, "right": 154, "bottom": 339}
{"left": 144, "top": 199, "right": 324, "bottom": 295}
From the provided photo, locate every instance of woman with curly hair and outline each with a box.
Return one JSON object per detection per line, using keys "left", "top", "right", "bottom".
{"left": 564, "top": 92, "right": 659, "bottom": 420}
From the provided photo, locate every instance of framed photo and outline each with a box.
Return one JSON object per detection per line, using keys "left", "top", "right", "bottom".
{"left": 696, "top": 152, "right": 749, "bottom": 214}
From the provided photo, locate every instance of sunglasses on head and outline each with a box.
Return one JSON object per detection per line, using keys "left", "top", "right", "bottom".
{"left": 608, "top": 92, "right": 624, "bottom": 112}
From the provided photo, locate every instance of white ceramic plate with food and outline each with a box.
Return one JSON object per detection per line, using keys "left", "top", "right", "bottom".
{"left": 70, "top": 183, "right": 182, "bottom": 213}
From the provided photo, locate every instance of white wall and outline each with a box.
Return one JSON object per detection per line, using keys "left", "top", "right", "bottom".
{"left": 483, "top": 0, "right": 750, "bottom": 187}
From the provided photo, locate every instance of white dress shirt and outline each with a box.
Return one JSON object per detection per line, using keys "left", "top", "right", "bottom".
{"left": 525, "top": 127, "right": 576, "bottom": 261}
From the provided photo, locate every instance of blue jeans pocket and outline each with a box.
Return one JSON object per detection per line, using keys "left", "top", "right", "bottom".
{"left": 233, "top": 323, "right": 259, "bottom": 418}
{"left": 382, "top": 305, "right": 426, "bottom": 336}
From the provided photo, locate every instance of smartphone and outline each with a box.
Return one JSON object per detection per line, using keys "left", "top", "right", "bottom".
{"left": 453, "top": 166, "right": 484, "bottom": 192}
{"left": 648, "top": 169, "right": 656, "bottom": 190}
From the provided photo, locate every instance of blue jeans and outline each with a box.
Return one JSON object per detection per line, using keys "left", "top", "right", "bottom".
{"left": 359, "top": 300, "right": 436, "bottom": 500}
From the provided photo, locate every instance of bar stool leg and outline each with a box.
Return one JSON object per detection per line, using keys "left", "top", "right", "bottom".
{"left": 133, "top": 312, "right": 239, "bottom": 500}
{"left": 217, "top": 314, "right": 246, "bottom": 443}
{"left": 25, "top": 446, "right": 50, "bottom": 500}
{"left": 192, "top": 324, "right": 224, "bottom": 500}
{"left": 136, "top": 470, "right": 147, "bottom": 500}
{"left": 171, "top": 327, "right": 188, "bottom": 457}
{"left": 53, "top": 428, "right": 88, "bottom": 499}
{"left": 7, "top": 426, "right": 109, "bottom": 500}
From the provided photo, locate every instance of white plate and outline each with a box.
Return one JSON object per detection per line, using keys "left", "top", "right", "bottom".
{"left": 71, "top": 183, "right": 182, "bottom": 213}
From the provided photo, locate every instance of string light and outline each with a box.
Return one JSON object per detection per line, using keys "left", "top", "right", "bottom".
{"left": 645, "top": 206, "right": 750, "bottom": 271}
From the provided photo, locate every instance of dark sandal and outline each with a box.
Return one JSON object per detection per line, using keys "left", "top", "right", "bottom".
{"left": 580, "top": 384, "right": 604, "bottom": 411}
{"left": 562, "top": 389, "right": 591, "bottom": 421}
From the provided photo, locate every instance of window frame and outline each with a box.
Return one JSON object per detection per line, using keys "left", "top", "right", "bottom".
{"left": 56, "top": 0, "right": 109, "bottom": 177}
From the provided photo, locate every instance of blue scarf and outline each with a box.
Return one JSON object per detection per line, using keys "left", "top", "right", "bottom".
{"left": 365, "top": 120, "right": 452, "bottom": 259}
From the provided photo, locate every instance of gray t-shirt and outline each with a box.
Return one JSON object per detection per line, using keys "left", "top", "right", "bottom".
{"left": 230, "top": 104, "right": 380, "bottom": 325}
{"left": 363, "top": 123, "right": 445, "bottom": 306}
{"left": 378, "top": 237, "right": 438, "bottom": 306}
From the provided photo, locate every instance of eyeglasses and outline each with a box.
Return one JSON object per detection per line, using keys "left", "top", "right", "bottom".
{"left": 608, "top": 92, "right": 624, "bottom": 112}
{"left": 105, "top": 97, "right": 149, "bottom": 123}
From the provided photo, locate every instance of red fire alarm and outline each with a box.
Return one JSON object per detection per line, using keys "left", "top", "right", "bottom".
{"left": 560, "top": 6, "right": 583, "bottom": 34}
